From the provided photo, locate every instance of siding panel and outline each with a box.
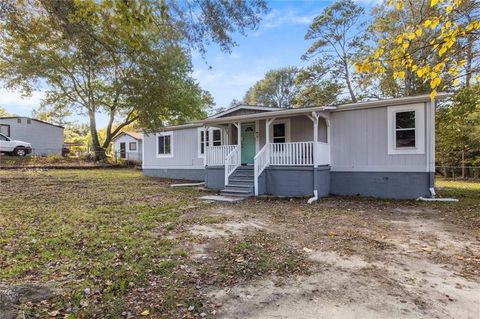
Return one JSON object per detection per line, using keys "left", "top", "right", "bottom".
{"left": 331, "top": 105, "right": 427, "bottom": 172}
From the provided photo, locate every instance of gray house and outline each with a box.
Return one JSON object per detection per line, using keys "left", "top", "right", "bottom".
{"left": 112, "top": 131, "right": 143, "bottom": 162}
{"left": 0, "top": 116, "right": 64, "bottom": 155}
{"left": 143, "top": 94, "right": 443, "bottom": 199}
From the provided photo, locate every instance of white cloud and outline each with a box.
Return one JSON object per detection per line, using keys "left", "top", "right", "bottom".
{"left": 263, "top": 9, "right": 316, "bottom": 29}
{"left": 0, "top": 89, "right": 45, "bottom": 115}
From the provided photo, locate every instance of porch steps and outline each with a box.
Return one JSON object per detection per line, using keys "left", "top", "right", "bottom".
{"left": 221, "top": 166, "right": 255, "bottom": 198}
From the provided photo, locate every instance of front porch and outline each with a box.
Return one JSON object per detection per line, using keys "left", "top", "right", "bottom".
{"left": 203, "top": 111, "right": 331, "bottom": 197}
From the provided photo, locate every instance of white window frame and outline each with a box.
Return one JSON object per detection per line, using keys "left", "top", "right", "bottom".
{"left": 387, "top": 103, "right": 425, "bottom": 155}
{"left": 269, "top": 118, "right": 291, "bottom": 143}
{"left": 156, "top": 131, "right": 173, "bottom": 158}
{"left": 129, "top": 141, "right": 137, "bottom": 151}
{"left": 198, "top": 127, "right": 222, "bottom": 158}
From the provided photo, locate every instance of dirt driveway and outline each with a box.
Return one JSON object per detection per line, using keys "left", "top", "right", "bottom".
{"left": 186, "top": 197, "right": 480, "bottom": 319}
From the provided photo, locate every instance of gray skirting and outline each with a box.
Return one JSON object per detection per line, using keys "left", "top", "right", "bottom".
{"left": 145, "top": 166, "right": 432, "bottom": 199}
{"left": 330, "top": 171, "right": 432, "bottom": 199}
{"left": 205, "top": 166, "right": 225, "bottom": 190}
{"left": 143, "top": 168, "right": 205, "bottom": 181}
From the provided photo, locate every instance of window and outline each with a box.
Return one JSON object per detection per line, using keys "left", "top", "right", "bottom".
{"left": 17, "top": 118, "right": 21, "bottom": 124}
{"left": 129, "top": 142, "right": 137, "bottom": 151}
{"left": 27, "top": 119, "right": 31, "bottom": 124}
{"left": 273, "top": 123, "right": 286, "bottom": 143}
{"left": 0, "top": 124, "right": 10, "bottom": 137}
{"left": 157, "top": 132, "right": 173, "bottom": 157}
{"left": 212, "top": 129, "right": 221, "bottom": 146}
{"left": 269, "top": 119, "right": 290, "bottom": 143}
{"left": 0, "top": 133, "right": 8, "bottom": 141}
{"left": 198, "top": 128, "right": 222, "bottom": 157}
{"left": 395, "top": 111, "right": 415, "bottom": 148}
{"left": 387, "top": 104, "right": 425, "bottom": 155}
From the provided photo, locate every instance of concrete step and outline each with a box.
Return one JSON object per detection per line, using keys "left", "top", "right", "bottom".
{"left": 227, "top": 181, "right": 254, "bottom": 187}
{"left": 220, "top": 188, "right": 253, "bottom": 197}
{"left": 229, "top": 178, "right": 254, "bottom": 185}
{"left": 232, "top": 171, "right": 254, "bottom": 177}
{"left": 224, "top": 185, "right": 254, "bottom": 192}
{"left": 236, "top": 166, "right": 254, "bottom": 171}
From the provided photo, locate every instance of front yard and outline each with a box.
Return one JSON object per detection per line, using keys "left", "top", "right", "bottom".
{"left": 1, "top": 170, "right": 479, "bottom": 318}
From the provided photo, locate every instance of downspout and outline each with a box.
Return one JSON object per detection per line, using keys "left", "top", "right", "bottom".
{"left": 308, "top": 111, "right": 320, "bottom": 204}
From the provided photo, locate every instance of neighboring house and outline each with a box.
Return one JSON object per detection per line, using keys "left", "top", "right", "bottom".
{"left": 112, "top": 132, "right": 143, "bottom": 162}
{"left": 0, "top": 116, "right": 64, "bottom": 155}
{"left": 143, "top": 94, "right": 444, "bottom": 199}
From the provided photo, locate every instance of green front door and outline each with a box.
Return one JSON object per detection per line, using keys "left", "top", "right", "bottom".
{"left": 241, "top": 123, "right": 256, "bottom": 164}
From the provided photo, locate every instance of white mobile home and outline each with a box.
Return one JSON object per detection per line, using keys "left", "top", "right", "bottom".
{"left": 143, "top": 94, "right": 443, "bottom": 199}
{"left": 112, "top": 132, "right": 143, "bottom": 162}
{"left": 0, "top": 117, "right": 64, "bottom": 155}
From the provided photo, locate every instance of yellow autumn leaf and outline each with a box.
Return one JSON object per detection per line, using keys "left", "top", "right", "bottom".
{"left": 417, "top": 69, "right": 424, "bottom": 77}
{"left": 446, "top": 5, "right": 453, "bottom": 13}
{"left": 424, "top": 19, "right": 432, "bottom": 27}
{"left": 408, "top": 32, "right": 415, "bottom": 40}
{"left": 430, "top": 90, "right": 437, "bottom": 100}
{"left": 438, "top": 45, "right": 448, "bottom": 57}
{"left": 415, "top": 28, "right": 423, "bottom": 37}
{"left": 398, "top": 71, "right": 406, "bottom": 79}
{"left": 453, "top": 79, "right": 459, "bottom": 85}
{"left": 396, "top": 1, "right": 402, "bottom": 10}
{"left": 141, "top": 310, "right": 150, "bottom": 316}
{"left": 430, "top": 77, "right": 441, "bottom": 89}
{"left": 431, "top": 20, "right": 439, "bottom": 29}
{"left": 431, "top": 0, "right": 438, "bottom": 7}
{"left": 403, "top": 42, "right": 409, "bottom": 49}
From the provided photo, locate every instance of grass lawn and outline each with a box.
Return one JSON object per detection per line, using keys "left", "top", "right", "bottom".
{"left": 1, "top": 170, "right": 479, "bottom": 318}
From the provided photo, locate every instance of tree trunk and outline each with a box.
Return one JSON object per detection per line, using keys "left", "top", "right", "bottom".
{"left": 88, "top": 109, "right": 107, "bottom": 162}
{"left": 343, "top": 60, "right": 357, "bottom": 103}
{"left": 465, "top": 34, "right": 473, "bottom": 88}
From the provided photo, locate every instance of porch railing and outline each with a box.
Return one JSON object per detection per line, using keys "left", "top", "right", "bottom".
{"left": 253, "top": 141, "right": 330, "bottom": 196}
{"left": 206, "top": 145, "right": 236, "bottom": 166}
{"left": 225, "top": 145, "right": 240, "bottom": 185}
{"left": 269, "top": 142, "right": 314, "bottom": 165}
{"left": 253, "top": 144, "right": 269, "bottom": 196}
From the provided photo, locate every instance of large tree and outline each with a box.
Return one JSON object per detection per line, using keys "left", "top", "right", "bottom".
{"left": 0, "top": 0, "right": 267, "bottom": 159}
{"left": 243, "top": 67, "right": 299, "bottom": 108}
{"left": 436, "top": 85, "right": 480, "bottom": 177}
{"left": 295, "top": 63, "right": 342, "bottom": 106}
{"left": 357, "top": 0, "right": 480, "bottom": 99}
{"left": 303, "top": 0, "right": 366, "bottom": 103}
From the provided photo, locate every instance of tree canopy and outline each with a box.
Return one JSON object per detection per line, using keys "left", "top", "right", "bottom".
{"left": 243, "top": 67, "right": 299, "bottom": 108}
{"left": 0, "top": 0, "right": 267, "bottom": 159}
{"left": 356, "top": 0, "right": 480, "bottom": 99}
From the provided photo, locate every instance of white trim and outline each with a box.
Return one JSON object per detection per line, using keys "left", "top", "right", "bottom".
{"left": 199, "top": 93, "right": 450, "bottom": 126}
{"left": 269, "top": 118, "right": 291, "bottom": 143}
{"left": 209, "top": 105, "right": 282, "bottom": 119}
{"left": 156, "top": 131, "right": 174, "bottom": 158}
{"left": 143, "top": 165, "right": 205, "bottom": 170}
{"left": 387, "top": 103, "right": 425, "bottom": 155}
{"left": 197, "top": 127, "right": 222, "bottom": 158}
{"left": 128, "top": 141, "right": 137, "bottom": 151}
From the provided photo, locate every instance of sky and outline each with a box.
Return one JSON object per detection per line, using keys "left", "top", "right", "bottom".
{"left": 0, "top": 0, "right": 379, "bottom": 127}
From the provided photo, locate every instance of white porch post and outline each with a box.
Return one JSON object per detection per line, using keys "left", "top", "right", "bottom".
{"left": 265, "top": 118, "right": 275, "bottom": 165}
{"left": 203, "top": 125, "right": 209, "bottom": 167}
{"left": 312, "top": 112, "right": 319, "bottom": 168}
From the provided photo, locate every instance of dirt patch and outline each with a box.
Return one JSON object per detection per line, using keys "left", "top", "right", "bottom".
{"left": 188, "top": 220, "right": 270, "bottom": 238}
{"left": 0, "top": 284, "right": 59, "bottom": 319}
